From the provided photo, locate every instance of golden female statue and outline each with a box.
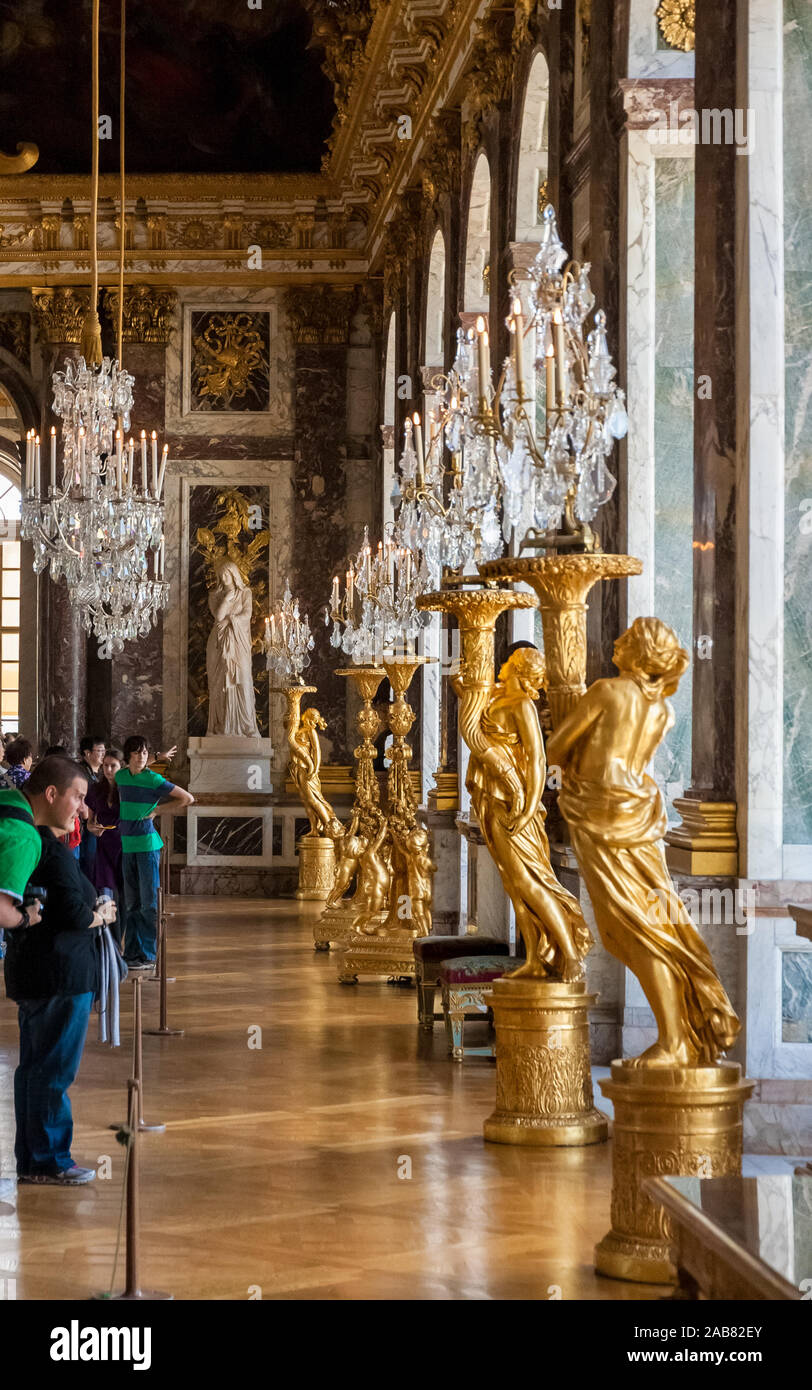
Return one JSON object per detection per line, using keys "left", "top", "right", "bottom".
{"left": 454, "top": 646, "right": 591, "bottom": 980}
{"left": 288, "top": 707, "right": 341, "bottom": 839}
{"left": 547, "top": 617, "right": 739, "bottom": 1067}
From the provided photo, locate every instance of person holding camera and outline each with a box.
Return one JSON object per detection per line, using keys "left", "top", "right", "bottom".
{"left": 4, "top": 754, "right": 115, "bottom": 1186}
{"left": 0, "top": 782, "right": 44, "bottom": 934}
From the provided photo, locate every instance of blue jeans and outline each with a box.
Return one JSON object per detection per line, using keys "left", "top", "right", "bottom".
{"left": 14, "top": 993, "right": 93, "bottom": 1176}
{"left": 122, "top": 850, "right": 160, "bottom": 962}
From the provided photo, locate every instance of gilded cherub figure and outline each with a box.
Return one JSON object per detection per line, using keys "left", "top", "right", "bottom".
{"left": 454, "top": 646, "right": 591, "bottom": 980}
{"left": 325, "top": 812, "right": 367, "bottom": 907}
{"left": 547, "top": 617, "right": 740, "bottom": 1067}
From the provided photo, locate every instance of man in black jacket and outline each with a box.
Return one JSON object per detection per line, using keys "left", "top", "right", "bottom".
{"left": 5, "top": 755, "right": 113, "bottom": 1185}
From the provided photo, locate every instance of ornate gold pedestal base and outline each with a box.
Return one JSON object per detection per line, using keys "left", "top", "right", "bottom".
{"left": 339, "top": 932, "right": 416, "bottom": 984}
{"left": 483, "top": 977, "right": 608, "bottom": 1147}
{"left": 296, "top": 835, "right": 336, "bottom": 902}
{"left": 313, "top": 900, "right": 358, "bottom": 952}
{"left": 594, "top": 1060, "right": 755, "bottom": 1284}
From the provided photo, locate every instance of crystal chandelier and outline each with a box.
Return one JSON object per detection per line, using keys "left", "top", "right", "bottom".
{"left": 20, "top": 0, "right": 169, "bottom": 659}
{"left": 327, "top": 526, "right": 426, "bottom": 664}
{"left": 264, "top": 580, "right": 315, "bottom": 684}
{"left": 392, "top": 202, "right": 627, "bottom": 568}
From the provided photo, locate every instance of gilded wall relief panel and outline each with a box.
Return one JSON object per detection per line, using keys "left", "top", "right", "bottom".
{"left": 187, "top": 483, "right": 271, "bottom": 738}
{"left": 190, "top": 310, "right": 270, "bottom": 412}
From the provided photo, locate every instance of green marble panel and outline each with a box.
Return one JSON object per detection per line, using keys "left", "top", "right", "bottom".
{"left": 653, "top": 157, "right": 694, "bottom": 808}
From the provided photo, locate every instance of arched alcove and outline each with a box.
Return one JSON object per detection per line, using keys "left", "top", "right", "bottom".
{"left": 515, "top": 51, "right": 549, "bottom": 241}
{"left": 463, "top": 152, "right": 491, "bottom": 312}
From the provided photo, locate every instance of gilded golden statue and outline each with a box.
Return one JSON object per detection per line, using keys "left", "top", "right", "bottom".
{"left": 454, "top": 646, "right": 591, "bottom": 980}
{"left": 325, "top": 812, "right": 367, "bottom": 907}
{"left": 547, "top": 617, "right": 739, "bottom": 1067}
{"left": 288, "top": 707, "right": 341, "bottom": 839}
{"left": 353, "top": 818, "right": 392, "bottom": 934}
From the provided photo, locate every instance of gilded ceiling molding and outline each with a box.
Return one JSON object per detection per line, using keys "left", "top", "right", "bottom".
{"left": 30, "top": 287, "right": 90, "bottom": 345}
{"left": 102, "top": 285, "right": 178, "bottom": 345}
{"left": 420, "top": 109, "right": 462, "bottom": 207}
{"left": 284, "top": 284, "right": 357, "bottom": 345}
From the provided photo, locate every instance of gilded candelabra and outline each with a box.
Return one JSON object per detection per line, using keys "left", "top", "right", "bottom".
{"left": 339, "top": 657, "right": 437, "bottom": 984}
{"left": 273, "top": 684, "right": 340, "bottom": 902}
{"left": 547, "top": 617, "right": 754, "bottom": 1281}
{"left": 314, "top": 665, "right": 386, "bottom": 951}
{"left": 418, "top": 586, "right": 607, "bottom": 1147}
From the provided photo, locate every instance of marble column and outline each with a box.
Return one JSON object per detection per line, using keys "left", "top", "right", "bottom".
{"left": 287, "top": 286, "right": 358, "bottom": 764}
{"left": 665, "top": 1, "right": 740, "bottom": 876}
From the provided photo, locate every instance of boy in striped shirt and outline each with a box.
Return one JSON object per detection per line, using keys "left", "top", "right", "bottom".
{"left": 115, "top": 736, "right": 194, "bottom": 967}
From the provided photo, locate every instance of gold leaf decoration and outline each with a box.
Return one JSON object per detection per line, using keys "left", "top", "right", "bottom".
{"left": 656, "top": 0, "right": 695, "bottom": 53}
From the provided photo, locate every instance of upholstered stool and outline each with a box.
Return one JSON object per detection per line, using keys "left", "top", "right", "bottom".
{"left": 413, "top": 935, "right": 510, "bottom": 1031}
{"left": 439, "top": 955, "right": 511, "bottom": 1061}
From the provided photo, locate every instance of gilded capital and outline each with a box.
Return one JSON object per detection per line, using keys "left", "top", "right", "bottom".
{"left": 31, "top": 287, "right": 91, "bottom": 345}
{"left": 285, "top": 285, "right": 356, "bottom": 345}
{"left": 103, "top": 284, "right": 177, "bottom": 345}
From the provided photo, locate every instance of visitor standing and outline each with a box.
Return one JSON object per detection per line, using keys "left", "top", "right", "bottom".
{"left": 6, "top": 755, "right": 114, "bottom": 1185}
{"left": 5, "top": 737, "right": 33, "bottom": 789}
{"left": 115, "top": 736, "right": 193, "bottom": 967}
{"left": 78, "top": 736, "right": 105, "bottom": 882}
{"left": 85, "top": 748, "right": 125, "bottom": 948}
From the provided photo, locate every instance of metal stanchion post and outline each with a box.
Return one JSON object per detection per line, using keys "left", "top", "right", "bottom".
{"left": 105, "top": 1080, "right": 172, "bottom": 1302}
{"left": 131, "top": 975, "right": 165, "bottom": 1133}
{"left": 144, "top": 841, "right": 184, "bottom": 1038}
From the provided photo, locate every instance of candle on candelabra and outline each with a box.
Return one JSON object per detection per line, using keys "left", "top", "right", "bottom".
{"left": 384, "top": 542, "right": 392, "bottom": 585}
{"left": 34, "top": 435, "right": 41, "bottom": 499}
{"left": 140, "top": 430, "right": 148, "bottom": 493}
{"left": 475, "top": 315, "right": 491, "bottom": 410}
{"left": 127, "top": 438, "right": 135, "bottom": 489}
{"left": 24, "top": 432, "right": 31, "bottom": 494}
{"left": 78, "top": 427, "right": 86, "bottom": 489}
{"left": 331, "top": 575, "right": 339, "bottom": 613}
{"left": 157, "top": 444, "right": 168, "bottom": 499}
{"left": 365, "top": 545, "right": 372, "bottom": 589}
{"left": 151, "top": 431, "right": 158, "bottom": 496}
{"left": 512, "top": 297, "right": 525, "bottom": 400}
{"left": 553, "top": 308, "right": 567, "bottom": 406}
{"left": 116, "top": 430, "right": 123, "bottom": 494}
{"left": 157, "top": 537, "right": 165, "bottom": 581}
{"left": 413, "top": 411, "right": 425, "bottom": 486}
{"left": 404, "top": 548, "right": 412, "bottom": 589}
{"left": 545, "top": 342, "right": 556, "bottom": 428}
{"left": 347, "top": 568, "right": 354, "bottom": 611}
{"left": 49, "top": 426, "right": 56, "bottom": 492}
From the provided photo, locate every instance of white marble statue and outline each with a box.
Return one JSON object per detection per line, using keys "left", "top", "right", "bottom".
{"left": 205, "top": 559, "right": 260, "bottom": 738}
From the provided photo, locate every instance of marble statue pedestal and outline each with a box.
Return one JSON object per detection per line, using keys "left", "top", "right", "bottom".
{"left": 188, "top": 736, "right": 274, "bottom": 796}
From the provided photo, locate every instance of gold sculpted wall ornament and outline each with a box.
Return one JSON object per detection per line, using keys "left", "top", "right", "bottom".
{"left": 191, "top": 312, "right": 268, "bottom": 409}
{"left": 548, "top": 617, "right": 738, "bottom": 1066}
{"left": 656, "top": 0, "right": 695, "bottom": 53}
{"left": 195, "top": 489, "right": 270, "bottom": 592}
{"left": 0, "top": 141, "right": 39, "bottom": 174}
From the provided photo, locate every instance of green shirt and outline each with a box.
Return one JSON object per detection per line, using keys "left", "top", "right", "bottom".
{"left": 0, "top": 787, "right": 42, "bottom": 901}
{"left": 115, "top": 767, "right": 176, "bottom": 854}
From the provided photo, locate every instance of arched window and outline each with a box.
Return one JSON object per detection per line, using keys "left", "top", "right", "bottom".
{"left": 463, "top": 152, "right": 491, "bottom": 313}
{"left": 425, "top": 228, "right": 446, "bottom": 366}
{"left": 515, "top": 52, "right": 549, "bottom": 241}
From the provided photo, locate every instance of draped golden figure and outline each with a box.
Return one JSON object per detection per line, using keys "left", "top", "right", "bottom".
{"left": 547, "top": 617, "right": 740, "bottom": 1067}
{"left": 454, "top": 646, "right": 591, "bottom": 981}
{"left": 288, "top": 707, "right": 341, "bottom": 840}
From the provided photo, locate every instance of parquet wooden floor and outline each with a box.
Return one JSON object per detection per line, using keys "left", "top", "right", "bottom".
{"left": 0, "top": 898, "right": 670, "bottom": 1300}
